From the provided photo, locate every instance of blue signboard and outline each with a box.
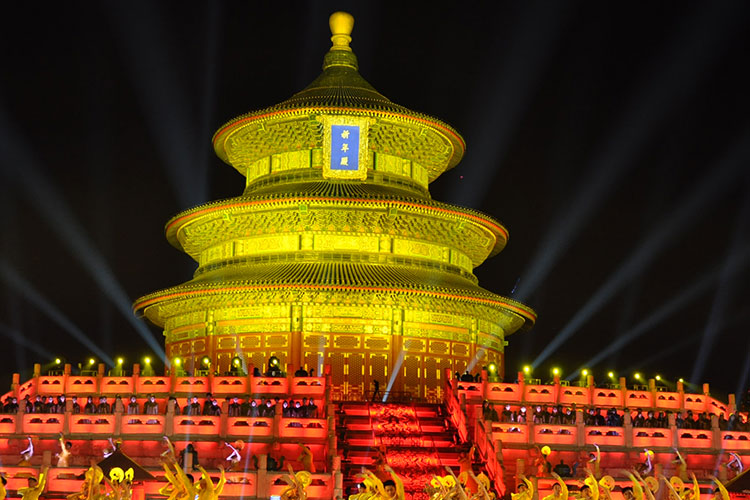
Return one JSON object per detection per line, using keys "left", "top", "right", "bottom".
{"left": 330, "top": 125, "right": 360, "bottom": 171}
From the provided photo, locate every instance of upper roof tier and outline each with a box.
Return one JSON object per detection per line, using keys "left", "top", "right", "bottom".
{"left": 212, "top": 12, "right": 465, "bottom": 184}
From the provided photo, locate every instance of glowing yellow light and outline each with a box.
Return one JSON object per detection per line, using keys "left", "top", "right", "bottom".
{"left": 582, "top": 369, "right": 589, "bottom": 377}
{"left": 634, "top": 373, "right": 641, "bottom": 380}
{"left": 117, "top": 358, "right": 124, "bottom": 365}
{"left": 144, "top": 357, "right": 151, "bottom": 364}
{"left": 55, "top": 358, "right": 61, "bottom": 365}
{"left": 655, "top": 375, "right": 661, "bottom": 381}
{"left": 552, "top": 367, "right": 560, "bottom": 376}
{"left": 523, "top": 365, "right": 531, "bottom": 374}
{"left": 488, "top": 363, "right": 497, "bottom": 373}
{"left": 233, "top": 358, "right": 241, "bottom": 367}
{"left": 88, "top": 358, "right": 95, "bottom": 366}
{"left": 173, "top": 358, "right": 181, "bottom": 366}
{"left": 679, "top": 378, "right": 684, "bottom": 383}
{"left": 608, "top": 371, "right": 615, "bottom": 379}
{"left": 202, "top": 357, "right": 210, "bottom": 366}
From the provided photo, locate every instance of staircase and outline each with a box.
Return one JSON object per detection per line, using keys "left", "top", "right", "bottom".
{"left": 337, "top": 401, "right": 473, "bottom": 500}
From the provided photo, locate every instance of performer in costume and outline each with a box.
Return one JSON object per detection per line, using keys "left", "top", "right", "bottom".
{"left": 598, "top": 476, "right": 615, "bottom": 500}
{"left": 542, "top": 473, "right": 568, "bottom": 500}
{"left": 280, "top": 464, "right": 312, "bottom": 500}
{"left": 383, "top": 465, "right": 405, "bottom": 500}
{"left": 511, "top": 475, "right": 534, "bottom": 500}
{"left": 68, "top": 463, "right": 104, "bottom": 500}
{"left": 587, "top": 445, "right": 601, "bottom": 479}
{"left": 196, "top": 466, "right": 226, "bottom": 500}
{"left": 170, "top": 459, "right": 199, "bottom": 500}
{"left": 224, "top": 442, "right": 242, "bottom": 471}
{"left": 623, "top": 471, "right": 645, "bottom": 500}
{"left": 681, "top": 475, "right": 700, "bottom": 500}
{"left": 710, "top": 476, "right": 730, "bottom": 500}
{"left": 157, "top": 461, "right": 186, "bottom": 500}
{"left": 638, "top": 450, "right": 654, "bottom": 477}
{"left": 672, "top": 449, "right": 687, "bottom": 481}
{"left": 106, "top": 467, "right": 134, "bottom": 500}
{"left": 632, "top": 471, "right": 656, "bottom": 500}
{"left": 458, "top": 446, "right": 477, "bottom": 495}
{"left": 469, "top": 472, "right": 495, "bottom": 500}
{"left": 579, "top": 471, "right": 599, "bottom": 500}
{"left": 727, "top": 452, "right": 743, "bottom": 477}
{"left": 660, "top": 475, "right": 684, "bottom": 500}
{"left": 297, "top": 443, "right": 316, "bottom": 473}
{"left": 19, "top": 466, "right": 48, "bottom": 500}
{"left": 536, "top": 446, "right": 552, "bottom": 478}
{"left": 56, "top": 433, "right": 73, "bottom": 467}
{"left": 19, "top": 437, "right": 34, "bottom": 466}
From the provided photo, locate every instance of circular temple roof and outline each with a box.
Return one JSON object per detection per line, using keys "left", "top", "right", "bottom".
{"left": 212, "top": 12, "right": 465, "bottom": 182}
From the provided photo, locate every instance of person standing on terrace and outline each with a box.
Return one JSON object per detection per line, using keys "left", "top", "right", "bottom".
{"left": 56, "top": 433, "right": 72, "bottom": 467}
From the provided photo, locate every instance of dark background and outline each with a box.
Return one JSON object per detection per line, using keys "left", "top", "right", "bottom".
{"left": 1, "top": 2, "right": 749, "bottom": 400}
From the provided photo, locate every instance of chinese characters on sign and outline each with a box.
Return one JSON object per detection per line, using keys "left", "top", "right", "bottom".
{"left": 331, "top": 125, "right": 360, "bottom": 170}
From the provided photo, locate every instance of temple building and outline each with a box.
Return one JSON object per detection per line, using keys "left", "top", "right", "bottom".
{"left": 133, "top": 12, "right": 535, "bottom": 400}
{"left": 0, "top": 12, "right": 747, "bottom": 500}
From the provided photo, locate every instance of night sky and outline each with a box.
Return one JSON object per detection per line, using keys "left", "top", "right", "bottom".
{"left": 1, "top": 2, "right": 749, "bottom": 399}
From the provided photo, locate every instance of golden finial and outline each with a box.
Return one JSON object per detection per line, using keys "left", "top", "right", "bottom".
{"left": 329, "top": 11, "right": 354, "bottom": 52}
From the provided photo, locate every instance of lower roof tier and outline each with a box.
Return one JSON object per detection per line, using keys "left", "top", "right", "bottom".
{"left": 133, "top": 261, "right": 536, "bottom": 331}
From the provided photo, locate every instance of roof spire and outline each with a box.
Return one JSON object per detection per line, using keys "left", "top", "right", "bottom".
{"left": 323, "top": 12, "right": 358, "bottom": 70}
{"left": 329, "top": 11, "right": 354, "bottom": 51}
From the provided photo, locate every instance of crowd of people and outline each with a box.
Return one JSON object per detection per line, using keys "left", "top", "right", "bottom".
{"left": 0, "top": 393, "right": 321, "bottom": 419}
{"left": 480, "top": 401, "right": 750, "bottom": 431}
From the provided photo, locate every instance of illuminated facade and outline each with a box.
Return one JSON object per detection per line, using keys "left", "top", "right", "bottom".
{"left": 133, "top": 12, "right": 535, "bottom": 399}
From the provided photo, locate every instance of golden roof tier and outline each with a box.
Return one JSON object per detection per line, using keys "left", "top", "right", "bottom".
{"left": 134, "top": 12, "right": 535, "bottom": 400}
{"left": 212, "top": 11, "right": 464, "bottom": 187}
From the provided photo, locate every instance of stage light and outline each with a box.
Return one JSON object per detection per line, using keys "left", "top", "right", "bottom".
{"left": 233, "top": 358, "right": 241, "bottom": 367}
{"left": 582, "top": 369, "right": 589, "bottom": 377}
{"left": 655, "top": 375, "right": 661, "bottom": 381}
{"left": 552, "top": 367, "right": 560, "bottom": 376}
{"left": 144, "top": 357, "right": 151, "bottom": 364}
{"left": 117, "top": 358, "right": 124, "bottom": 365}
{"left": 55, "top": 358, "right": 61, "bottom": 365}
{"left": 634, "top": 373, "right": 642, "bottom": 380}
{"left": 608, "top": 371, "right": 615, "bottom": 379}
{"left": 173, "top": 357, "right": 182, "bottom": 366}
{"left": 679, "top": 378, "right": 684, "bottom": 383}
{"left": 523, "top": 365, "right": 531, "bottom": 374}
{"left": 201, "top": 356, "right": 211, "bottom": 366}
{"left": 1, "top": 262, "right": 114, "bottom": 366}
{"left": 531, "top": 141, "right": 749, "bottom": 369}
{"left": 88, "top": 358, "right": 95, "bottom": 366}
{"left": 488, "top": 363, "right": 497, "bottom": 373}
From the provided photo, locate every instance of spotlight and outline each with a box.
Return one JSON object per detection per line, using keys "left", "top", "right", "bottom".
{"left": 679, "top": 378, "right": 684, "bottom": 383}
{"left": 488, "top": 363, "right": 497, "bottom": 373}
{"left": 201, "top": 356, "right": 211, "bottom": 366}
{"left": 655, "top": 375, "right": 661, "bottom": 381}
{"left": 552, "top": 367, "right": 560, "bottom": 376}
{"left": 144, "top": 357, "right": 151, "bottom": 364}
{"left": 269, "top": 356, "right": 279, "bottom": 367}
{"left": 634, "top": 373, "right": 642, "bottom": 380}
{"left": 55, "top": 358, "right": 62, "bottom": 365}
{"left": 582, "top": 369, "right": 589, "bottom": 377}
{"left": 88, "top": 358, "right": 95, "bottom": 366}
{"left": 523, "top": 365, "right": 531, "bottom": 374}
{"left": 173, "top": 357, "right": 182, "bottom": 367}
{"left": 608, "top": 371, "right": 615, "bottom": 379}
{"left": 117, "top": 358, "right": 124, "bottom": 365}
{"left": 232, "top": 357, "right": 241, "bottom": 368}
